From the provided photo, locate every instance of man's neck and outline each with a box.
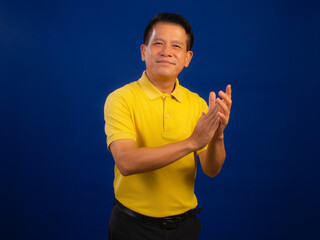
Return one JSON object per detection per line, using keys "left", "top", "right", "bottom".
{"left": 145, "top": 71, "right": 177, "bottom": 94}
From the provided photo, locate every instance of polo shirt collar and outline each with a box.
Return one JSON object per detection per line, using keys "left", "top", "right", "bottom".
{"left": 138, "top": 71, "right": 183, "bottom": 102}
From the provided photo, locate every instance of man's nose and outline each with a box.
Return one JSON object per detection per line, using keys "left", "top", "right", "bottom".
{"left": 161, "top": 44, "right": 172, "bottom": 57}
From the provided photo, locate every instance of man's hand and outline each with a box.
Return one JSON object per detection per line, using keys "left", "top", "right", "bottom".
{"left": 188, "top": 92, "right": 221, "bottom": 150}
{"left": 197, "top": 85, "right": 231, "bottom": 177}
{"left": 214, "top": 85, "right": 232, "bottom": 139}
{"left": 188, "top": 85, "right": 232, "bottom": 151}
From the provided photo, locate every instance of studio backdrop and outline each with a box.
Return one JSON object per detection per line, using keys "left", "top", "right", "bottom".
{"left": 1, "top": 0, "right": 319, "bottom": 239}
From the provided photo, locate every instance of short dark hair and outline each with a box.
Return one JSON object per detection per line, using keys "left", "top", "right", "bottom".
{"left": 143, "top": 13, "right": 194, "bottom": 51}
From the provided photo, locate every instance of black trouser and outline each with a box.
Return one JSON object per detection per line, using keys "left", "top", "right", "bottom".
{"left": 108, "top": 202, "right": 202, "bottom": 240}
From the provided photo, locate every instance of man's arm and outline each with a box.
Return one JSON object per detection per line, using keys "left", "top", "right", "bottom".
{"left": 199, "top": 85, "right": 232, "bottom": 177}
{"left": 110, "top": 139, "right": 194, "bottom": 176}
{"left": 110, "top": 98, "right": 222, "bottom": 176}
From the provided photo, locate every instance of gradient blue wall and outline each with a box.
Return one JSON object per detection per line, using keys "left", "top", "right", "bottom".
{"left": 1, "top": 0, "right": 319, "bottom": 239}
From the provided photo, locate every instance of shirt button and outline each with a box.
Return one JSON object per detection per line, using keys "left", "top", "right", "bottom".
{"left": 166, "top": 114, "right": 170, "bottom": 118}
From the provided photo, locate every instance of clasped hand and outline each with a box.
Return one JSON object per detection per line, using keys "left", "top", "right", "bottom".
{"left": 189, "top": 85, "right": 232, "bottom": 150}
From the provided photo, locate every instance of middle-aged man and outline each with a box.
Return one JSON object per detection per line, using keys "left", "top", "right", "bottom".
{"left": 104, "top": 12, "right": 232, "bottom": 240}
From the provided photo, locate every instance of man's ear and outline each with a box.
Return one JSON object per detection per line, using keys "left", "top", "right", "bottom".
{"left": 140, "top": 44, "right": 146, "bottom": 62}
{"left": 184, "top": 51, "right": 193, "bottom": 68}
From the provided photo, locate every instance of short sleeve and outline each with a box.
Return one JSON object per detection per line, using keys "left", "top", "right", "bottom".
{"left": 104, "top": 91, "right": 136, "bottom": 151}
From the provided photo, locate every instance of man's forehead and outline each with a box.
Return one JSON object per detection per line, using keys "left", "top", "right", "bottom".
{"left": 150, "top": 23, "right": 188, "bottom": 40}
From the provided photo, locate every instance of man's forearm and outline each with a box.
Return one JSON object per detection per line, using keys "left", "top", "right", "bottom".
{"left": 111, "top": 138, "right": 197, "bottom": 176}
{"left": 199, "top": 135, "right": 226, "bottom": 177}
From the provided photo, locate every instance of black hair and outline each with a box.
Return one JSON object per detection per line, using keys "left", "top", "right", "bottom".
{"left": 143, "top": 13, "right": 194, "bottom": 51}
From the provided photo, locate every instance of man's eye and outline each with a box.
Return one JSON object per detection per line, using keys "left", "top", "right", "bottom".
{"left": 154, "top": 42, "right": 162, "bottom": 45}
{"left": 173, "top": 45, "right": 181, "bottom": 48}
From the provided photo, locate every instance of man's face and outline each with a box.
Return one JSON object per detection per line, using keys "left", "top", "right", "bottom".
{"left": 141, "top": 23, "right": 193, "bottom": 81}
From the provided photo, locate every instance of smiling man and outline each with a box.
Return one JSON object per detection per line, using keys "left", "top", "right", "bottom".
{"left": 104, "top": 13, "right": 232, "bottom": 240}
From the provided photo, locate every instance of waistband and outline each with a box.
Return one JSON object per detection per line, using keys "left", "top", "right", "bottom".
{"left": 114, "top": 199, "right": 202, "bottom": 229}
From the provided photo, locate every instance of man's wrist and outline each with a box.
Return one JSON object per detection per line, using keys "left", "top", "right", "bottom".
{"left": 213, "top": 133, "right": 224, "bottom": 141}
{"left": 185, "top": 137, "right": 197, "bottom": 152}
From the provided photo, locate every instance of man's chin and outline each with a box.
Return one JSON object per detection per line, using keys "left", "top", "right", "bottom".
{"left": 154, "top": 70, "right": 177, "bottom": 79}
{"left": 146, "top": 67, "right": 181, "bottom": 80}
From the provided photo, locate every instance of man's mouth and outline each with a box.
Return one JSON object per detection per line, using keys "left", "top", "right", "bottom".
{"left": 156, "top": 60, "right": 175, "bottom": 65}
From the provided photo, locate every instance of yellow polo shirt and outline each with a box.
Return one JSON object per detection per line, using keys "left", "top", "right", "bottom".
{"left": 104, "top": 71, "right": 208, "bottom": 217}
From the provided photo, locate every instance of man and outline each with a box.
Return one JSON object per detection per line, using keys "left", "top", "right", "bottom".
{"left": 104, "top": 12, "right": 232, "bottom": 240}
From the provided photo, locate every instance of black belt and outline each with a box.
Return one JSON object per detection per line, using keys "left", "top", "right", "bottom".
{"left": 114, "top": 199, "right": 202, "bottom": 229}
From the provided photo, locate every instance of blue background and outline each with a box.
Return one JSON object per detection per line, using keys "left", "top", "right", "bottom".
{"left": 1, "top": 0, "right": 319, "bottom": 239}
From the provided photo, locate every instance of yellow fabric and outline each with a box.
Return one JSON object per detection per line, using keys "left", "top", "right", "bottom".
{"left": 104, "top": 71, "right": 208, "bottom": 217}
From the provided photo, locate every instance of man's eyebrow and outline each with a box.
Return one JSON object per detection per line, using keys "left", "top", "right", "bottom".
{"left": 152, "top": 38, "right": 185, "bottom": 46}
{"left": 153, "top": 38, "right": 164, "bottom": 42}
{"left": 171, "top": 40, "right": 184, "bottom": 45}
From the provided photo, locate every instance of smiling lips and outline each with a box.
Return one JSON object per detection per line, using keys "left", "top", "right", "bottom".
{"left": 156, "top": 59, "right": 176, "bottom": 65}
